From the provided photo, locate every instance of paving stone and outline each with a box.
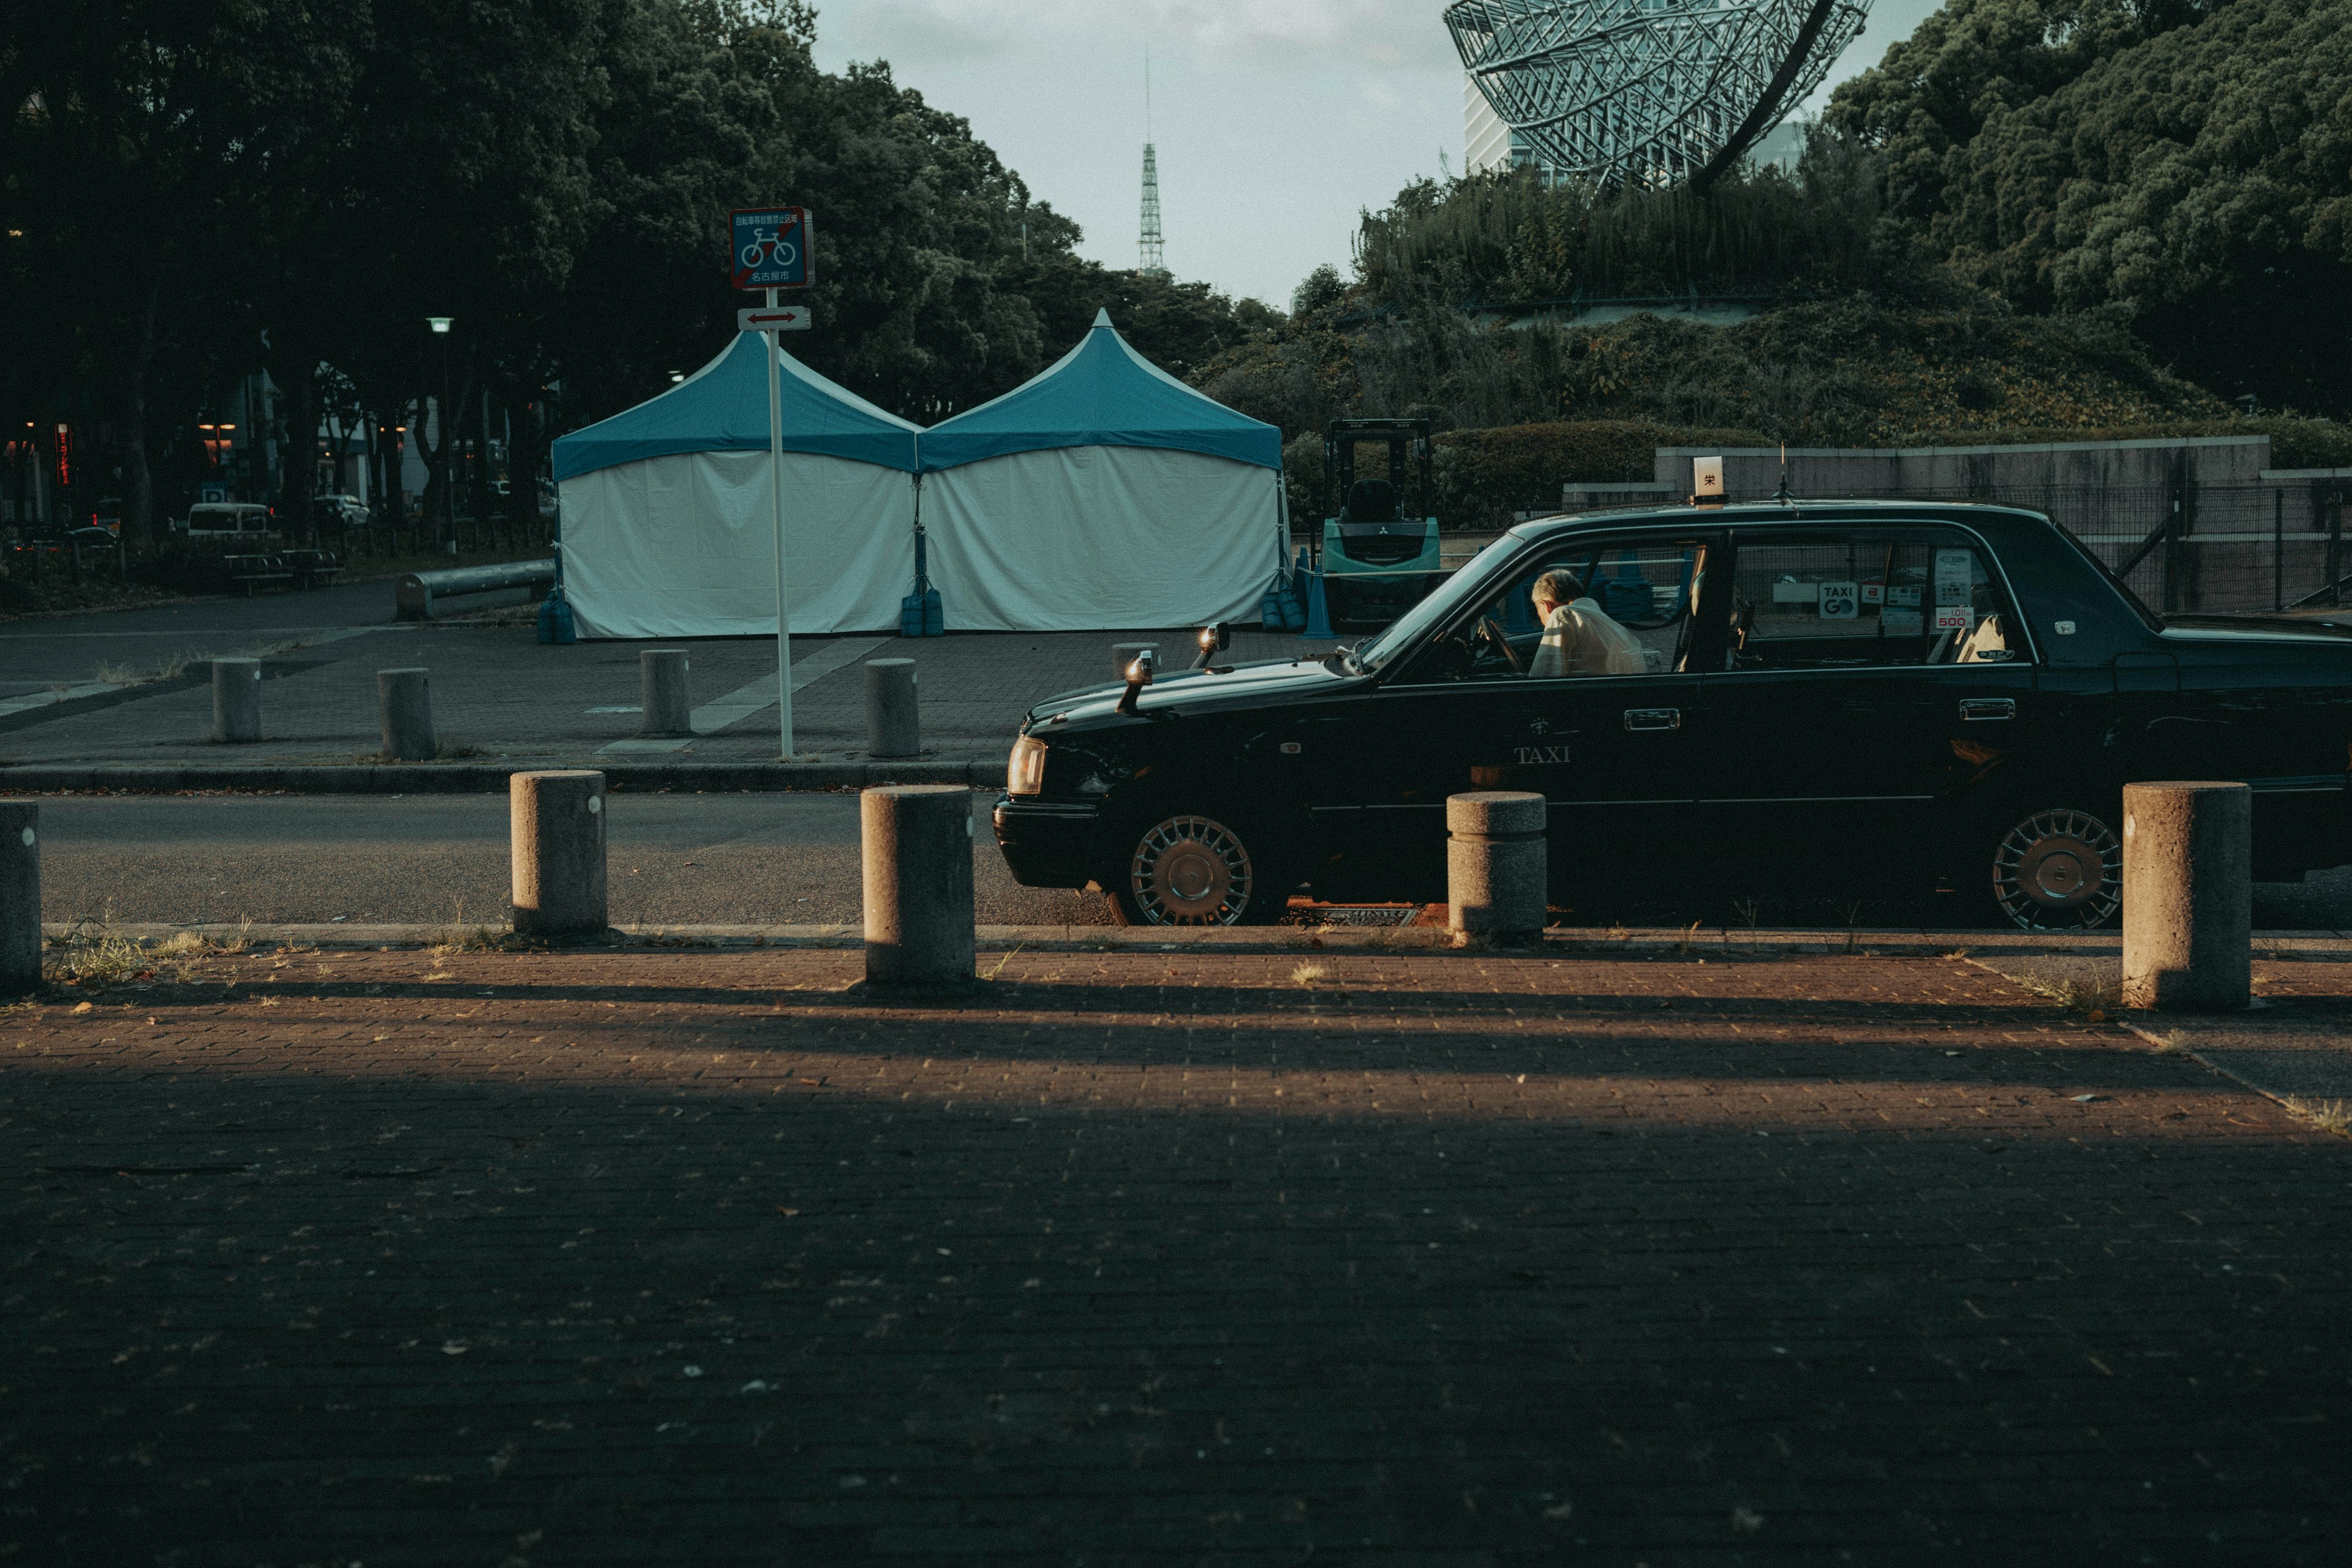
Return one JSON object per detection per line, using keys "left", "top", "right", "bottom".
{"left": 3, "top": 947, "right": 2350, "bottom": 1563}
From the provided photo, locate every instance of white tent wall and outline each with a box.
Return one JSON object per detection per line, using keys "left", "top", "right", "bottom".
{"left": 922, "top": 445, "right": 1283, "bottom": 633}
{"left": 558, "top": 448, "right": 914, "bottom": 639}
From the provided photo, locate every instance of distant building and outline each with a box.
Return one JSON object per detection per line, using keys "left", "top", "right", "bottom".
{"left": 1463, "top": 71, "right": 1549, "bottom": 179}
{"left": 1466, "top": 67, "right": 1812, "bottom": 183}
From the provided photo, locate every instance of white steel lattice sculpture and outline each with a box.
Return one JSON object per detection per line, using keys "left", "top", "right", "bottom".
{"left": 1445, "top": 0, "right": 1871, "bottom": 186}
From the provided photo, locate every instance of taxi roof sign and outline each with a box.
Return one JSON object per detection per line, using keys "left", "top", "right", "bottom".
{"left": 731, "top": 206, "right": 812, "bottom": 291}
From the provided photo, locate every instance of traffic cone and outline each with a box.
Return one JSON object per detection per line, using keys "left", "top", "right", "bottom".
{"left": 1303, "top": 567, "right": 1332, "bottom": 639}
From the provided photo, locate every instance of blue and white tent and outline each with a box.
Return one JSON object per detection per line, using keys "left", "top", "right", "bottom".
{"left": 918, "top": 309, "right": 1286, "bottom": 632}
{"left": 552, "top": 332, "right": 919, "bottom": 638}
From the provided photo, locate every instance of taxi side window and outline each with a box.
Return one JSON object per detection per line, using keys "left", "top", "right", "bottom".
{"left": 1442, "top": 537, "right": 1708, "bottom": 682}
{"left": 1726, "top": 532, "right": 2022, "bottom": 670}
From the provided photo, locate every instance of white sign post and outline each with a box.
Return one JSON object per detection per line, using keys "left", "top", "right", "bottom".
{"left": 762, "top": 285, "right": 794, "bottom": 758}
{"left": 731, "top": 205, "right": 816, "bottom": 761}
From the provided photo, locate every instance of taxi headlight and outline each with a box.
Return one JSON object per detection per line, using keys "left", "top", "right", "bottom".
{"left": 1008, "top": 734, "right": 1047, "bottom": 796}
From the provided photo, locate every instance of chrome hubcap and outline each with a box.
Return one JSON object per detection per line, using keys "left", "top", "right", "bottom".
{"left": 1131, "top": 815, "right": 1253, "bottom": 925}
{"left": 1994, "top": 809, "right": 2121, "bottom": 930}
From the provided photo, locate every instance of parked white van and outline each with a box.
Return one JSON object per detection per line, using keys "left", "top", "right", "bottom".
{"left": 179, "top": 503, "right": 274, "bottom": 536}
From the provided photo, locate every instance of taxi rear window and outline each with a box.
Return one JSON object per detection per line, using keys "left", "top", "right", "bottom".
{"left": 1728, "top": 529, "right": 2022, "bottom": 669}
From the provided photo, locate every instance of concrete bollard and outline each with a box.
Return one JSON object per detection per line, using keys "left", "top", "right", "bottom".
{"left": 1447, "top": 791, "right": 1548, "bottom": 943}
{"left": 865, "top": 658, "right": 920, "bottom": 758}
{"left": 0, "top": 801, "right": 36, "bottom": 993}
{"left": 861, "top": 785, "right": 974, "bottom": 987}
{"left": 1112, "top": 641, "right": 1158, "bottom": 680}
{"left": 376, "top": 668, "right": 436, "bottom": 761}
{"left": 211, "top": 658, "right": 263, "bottom": 744}
{"left": 638, "top": 649, "right": 692, "bottom": 738}
{"left": 2122, "top": 781, "right": 2252, "bottom": 1011}
{"left": 510, "top": 769, "right": 608, "bottom": 937}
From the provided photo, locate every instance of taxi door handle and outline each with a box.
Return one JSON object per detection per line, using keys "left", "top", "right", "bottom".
{"left": 1960, "top": 698, "right": 2016, "bottom": 722}
{"left": 1623, "top": 707, "right": 1681, "bottom": 731}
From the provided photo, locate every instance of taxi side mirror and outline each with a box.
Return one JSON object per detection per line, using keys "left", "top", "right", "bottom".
{"left": 1191, "top": 621, "right": 1231, "bottom": 670}
{"left": 1117, "top": 647, "right": 1156, "bottom": 715}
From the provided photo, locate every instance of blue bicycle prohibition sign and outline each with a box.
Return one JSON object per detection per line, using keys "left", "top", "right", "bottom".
{"left": 731, "top": 206, "right": 812, "bottom": 290}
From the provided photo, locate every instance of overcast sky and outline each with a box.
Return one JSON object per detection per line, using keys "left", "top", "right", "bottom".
{"left": 810, "top": 0, "right": 1943, "bottom": 311}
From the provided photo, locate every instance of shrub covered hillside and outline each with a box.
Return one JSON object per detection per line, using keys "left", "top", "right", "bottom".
{"left": 1828, "top": 0, "right": 2352, "bottom": 416}
{"left": 1197, "top": 72, "right": 2352, "bottom": 527}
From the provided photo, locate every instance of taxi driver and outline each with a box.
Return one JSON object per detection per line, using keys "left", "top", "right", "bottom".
{"left": 1527, "top": 568, "right": 1647, "bottom": 678}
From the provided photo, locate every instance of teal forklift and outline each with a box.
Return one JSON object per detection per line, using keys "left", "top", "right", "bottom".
{"left": 1317, "top": 418, "right": 1444, "bottom": 626}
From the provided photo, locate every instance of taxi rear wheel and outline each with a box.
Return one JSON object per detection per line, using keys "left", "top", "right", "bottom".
{"left": 1107, "top": 809, "right": 1284, "bottom": 926}
{"left": 1988, "top": 804, "right": 2123, "bottom": 930}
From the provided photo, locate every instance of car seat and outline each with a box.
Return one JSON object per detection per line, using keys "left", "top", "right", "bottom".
{"left": 1954, "top": 614, "right": 2014, "bottom": 662}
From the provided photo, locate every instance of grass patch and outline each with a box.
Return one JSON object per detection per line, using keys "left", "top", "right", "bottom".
{"left": 2281, "top": 1097, "right": 2352, "bottom": 1137}
{"left": 1290, "top": 962, "right": 1329, "bottom": 987}
{"left": 93, "top": 649, "right": 203, "bottom": 687}
{"left": 429, "top": 907, "right": 510, "bottom": 953}
{"left": 2021, "top": 972, "right": 2121, "bottom": 1022}
{"left": 42, "top": 911, "right": 224, "bottom": 988}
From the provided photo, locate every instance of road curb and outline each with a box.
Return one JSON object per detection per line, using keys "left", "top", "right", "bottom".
{"left": 0, "top": 760, "right": 1010, "bottom": 794}
{"left": 48, "top": 921, "right": 2351, "bottom": 958}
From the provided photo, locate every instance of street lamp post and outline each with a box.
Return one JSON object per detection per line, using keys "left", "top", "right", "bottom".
{"left": 427, "top": 317, "right": 453, "bottom": 556}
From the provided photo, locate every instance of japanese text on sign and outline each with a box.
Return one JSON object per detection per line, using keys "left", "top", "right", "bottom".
{"left": 731, "top": 206, "right": 812, "bottom": 290}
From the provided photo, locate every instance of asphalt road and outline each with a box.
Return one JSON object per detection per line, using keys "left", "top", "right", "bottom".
{"left": 1, "top": 578, "right": 397, "bottom": 698}
{"left": 34, "top": 793, "right": 2352, "bottom": 933}
{"left": 37, "top": 790, "right": 1112, "bottom": 929}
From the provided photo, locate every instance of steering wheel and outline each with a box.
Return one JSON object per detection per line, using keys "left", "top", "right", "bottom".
{"left": 1476, "top": 615, "right": 1524, "bottom": 673}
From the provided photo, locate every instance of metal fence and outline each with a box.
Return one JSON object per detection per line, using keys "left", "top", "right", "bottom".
{"left": 1788, "top": 481, "right": 2352, "bottom": 617}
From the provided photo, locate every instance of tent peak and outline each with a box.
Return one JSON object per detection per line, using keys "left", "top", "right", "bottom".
{"left": 1091, "top": 307, "right": 1114, "bottom": 328}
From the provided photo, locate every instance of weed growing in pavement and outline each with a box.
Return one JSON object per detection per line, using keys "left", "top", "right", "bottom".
{"left": 2022, "top": 973, "right": 2120, "bottom": 1021}
{"left": 1291, "top": 962, "right": 1329, "bottom": 987}
{"left": 1731, "top": 897, "right": 1762, "bottom": 933}
{"left": 981, "top": 943, "right": 1025, "bottom": 982}
{"left": 42, "top": 908, "right": 217, "bottom": 989}
{"left": 2282, "top": 1096, "right": 2351, "bottom": 1136}
{"left": 93, "top": 649, "right": 198, "bottom": 686}
{"left": 436, "top": 741, "right": 485, "bottom": 761}
{"left": 1673, "top": 921, "right": 1704, "bottom": 954}
{"left": 45, "top": 930, "right": 148, "bottom": 987}
{"left": 2147, "top": 1030, "right": 2190, "bottom": 1054}
{"left": 428, "top": 898, "right": 507, "bottom": 953}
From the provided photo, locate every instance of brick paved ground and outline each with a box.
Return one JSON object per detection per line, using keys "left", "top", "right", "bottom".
{"left": 7, "top": 945, "right": 2351, "bottom": 1565}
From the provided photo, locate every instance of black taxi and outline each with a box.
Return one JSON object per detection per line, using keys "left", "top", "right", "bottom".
{"left": 992, "top": 502, "right": 2352, "bottom": 929}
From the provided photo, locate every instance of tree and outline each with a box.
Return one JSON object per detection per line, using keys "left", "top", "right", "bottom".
{"left": 1828, "top": 0, "right": 2352, "bottom": 410}
{"left": 1291, "top": 264, "right": 1348, "bottom": 318}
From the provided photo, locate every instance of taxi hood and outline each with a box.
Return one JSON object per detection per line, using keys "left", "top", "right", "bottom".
{"left": 1023, "top": 654, "right": 1355, "bottom": 729}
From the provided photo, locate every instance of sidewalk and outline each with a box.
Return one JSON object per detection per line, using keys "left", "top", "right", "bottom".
{"left": 9, "top": 940, "right": 2350, "bottom": 1561}
{"left": 0, "top": 611, "right": 1338, "bottom": 785}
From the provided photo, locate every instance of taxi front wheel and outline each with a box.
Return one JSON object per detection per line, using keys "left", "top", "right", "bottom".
{"left": 1988, "top": 804, "right": 2123, "bottom": 930}
{"left": 1107, "top": 809, "right": 1284, "bottom": 926}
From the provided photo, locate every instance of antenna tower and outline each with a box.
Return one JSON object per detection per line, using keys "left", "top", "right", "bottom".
{"left": 1138, "top": 53, "right": 1167, "bottom": 278}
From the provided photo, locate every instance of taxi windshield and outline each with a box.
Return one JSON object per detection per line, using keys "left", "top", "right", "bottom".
{"left": 1349, "top": 534, "right": 1528, "bottom": 673}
